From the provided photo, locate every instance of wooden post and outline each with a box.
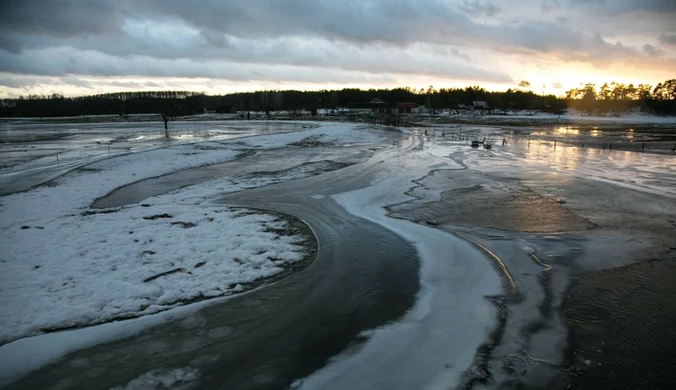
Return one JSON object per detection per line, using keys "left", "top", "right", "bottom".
{"left": 554, "top": 140, "right": 556, "bottom": 149}
{"left": 609, "top": 143, "right": 612, "bottom": 150}
{"left": 642, "top": 142, "right": 645, "bottom": 152}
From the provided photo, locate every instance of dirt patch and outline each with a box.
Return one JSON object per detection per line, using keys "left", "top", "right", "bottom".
{"left": 409, "top": 185, "right": 595, "bottom": 233}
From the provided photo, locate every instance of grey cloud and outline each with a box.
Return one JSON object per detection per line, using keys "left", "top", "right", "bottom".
{"left": 0, "top": 74, "right": 92, "bottom": 89}
{"left": 642, "top": 44, "right": 665, "bottom": 58}
{"left": 0, "top": 76, "right": 35, "bottom": 89}
{"left": 540, "top": 0, "right": 560, "bottom": 12}
{"left": 0, "top": 0, "right": 673, "bottom": 86}
{"left": 0, "top": 37, "right": 512, "bottom": 84}
{"left": 3, "top": 0, "right": 675, "bottom": 54}
{"left": 0, "top": 0, "right": 123, "bottom": 37}
{"left": 0, "top": 34, "right": 22, "bottom": 54}
{"left": 199, "top": 30, "right": 232, "bottom": 48}
{"left": 0, "top": 47, "right": 404, "bottom": 84}
{"left": 567, "top": 0, "right": 676, "bottom": 19}
{"left": 659, "top": 33, "right": 676, "bottom": 47}
{"left": 459, "top": 1, "right": 501, "bottom": 17}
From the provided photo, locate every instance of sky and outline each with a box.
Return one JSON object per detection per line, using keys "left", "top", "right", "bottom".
{"left": 0, "top": 0, "right": 675, "bottom": 98}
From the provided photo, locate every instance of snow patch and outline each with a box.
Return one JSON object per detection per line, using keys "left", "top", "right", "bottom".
{"left": 110, "top": 367, "right": 200, "bottom": 390}
{"left": 0, "top": 203, "right": 307, "bottom": 344}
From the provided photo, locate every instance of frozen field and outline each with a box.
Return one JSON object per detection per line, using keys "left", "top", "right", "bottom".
{"left": 0, "top": 120, "right": 315, "bottom": 194}
{"left": 0, "top": 121, "right": 388, "bottom": 344}
{"left": 1, "top": 119, "right": 675, "bottom": 389}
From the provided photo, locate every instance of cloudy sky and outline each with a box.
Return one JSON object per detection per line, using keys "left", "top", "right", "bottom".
{"left": 0, "top": 0, "right": 675, "bottom": 98}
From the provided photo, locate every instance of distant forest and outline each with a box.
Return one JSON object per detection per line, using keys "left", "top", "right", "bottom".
{"left": 1, "top": 79, "right": 674, "bottom": 118}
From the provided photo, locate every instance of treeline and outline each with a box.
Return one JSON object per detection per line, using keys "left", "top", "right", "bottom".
{"left": 565, "top": 79, "right": 676, "bottom": 116}
{"left": 0, "top": 79, "right": 674, "bottom": 118}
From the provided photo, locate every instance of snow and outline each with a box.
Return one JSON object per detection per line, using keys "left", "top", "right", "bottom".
{"left": 297, "top": 142, "right": 501, "bottom": 390}
{"left": 111, "top": 367, "right": 200, "bottom": 390}
{"left": 235, "top": 121, "right": 387, "bottom": 149}
{"left": 0, "top": 203, "right": 306, "bottom": 344}
{"left": 0, "top": 121, "right": 389, "bottom": 383}
{"left": 152, "top": 160, "right": 348, "bottom": 205}
{"left": 0, "top": 293, "right": 232, "bottom": 387}
{"left": 0, "top": 142, "right": 241, "bottom": 227}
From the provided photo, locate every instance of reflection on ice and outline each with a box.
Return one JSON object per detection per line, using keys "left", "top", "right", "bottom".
{"left": 556, "top": 126, "right": 580, "bottom": 135}
{"left": 427, "top": 134, "right": 676, "bottom": 199}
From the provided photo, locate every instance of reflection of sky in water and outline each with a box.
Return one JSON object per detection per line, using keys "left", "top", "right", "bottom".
{"left": 556, "top": 127, "right": 580, "bottom": 135}
{"left": 428, "top": 136, "right": 676, "bottom": 199}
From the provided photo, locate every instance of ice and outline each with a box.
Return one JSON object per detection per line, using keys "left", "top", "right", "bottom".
{"left": 234, "top": 121, "right": 387, "bottom": 148}
{"left": 0, "top": 122, "right": 382, "bottom": 343}
{"left": 0, "top": 202, "right": 307, "bottom": 344}
{"left": 299, "top": 143, "right": 501, "bottom": 389}
{"left": 424, "top": 137, "right": 676, "bottom": 199}
{"left": 441, "top": 111, "right": 676, "bottom": 124}
{"left": 0, "top": 295, "right": 234, "bottom": 387}
{"left": 0, "top": 142, "right": 241, "bottom": 227}
{"left": 110, "top": 367, "right": 200, "bottom": 390}
{"left": 0, "top": 121, "right": 388, "bottom": 385}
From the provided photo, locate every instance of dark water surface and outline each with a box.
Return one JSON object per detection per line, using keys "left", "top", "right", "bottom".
{"left": 565, "top": 257, "right": 676, "bottom": 390}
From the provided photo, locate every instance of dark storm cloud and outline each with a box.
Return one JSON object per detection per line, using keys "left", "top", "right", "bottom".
{"left": 0, "top": 0, "right": 635, "bottom": 53}
{"left": 0, "top": 0, "right": 674, "bottom": 88}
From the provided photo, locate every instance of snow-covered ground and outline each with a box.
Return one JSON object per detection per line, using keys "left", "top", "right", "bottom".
{"left": 233, "top": 122, "right": 387, "bottom": 149}
{"left": 0, "top": 142, "right": 241, "bottom": 226}
{"left": 0, "top": 122, "right": 387, "bottom": 346}
{"left": 1, "top": 203, "right": 307, "bottom": 344}
{"left": 110, "top": 367, "right": 201, "bottom": 390}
